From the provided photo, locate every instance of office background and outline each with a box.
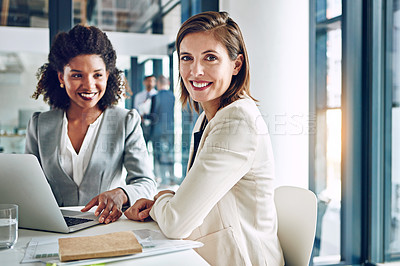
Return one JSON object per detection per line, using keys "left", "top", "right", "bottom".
{"left": 0, "top": 0, "right": 398, "bottom": 265}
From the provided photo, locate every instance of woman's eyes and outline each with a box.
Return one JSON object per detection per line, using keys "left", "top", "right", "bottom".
{"left": 70, "top": 73, "right": 103, "bottom": 78}
{"left": 180, "top": 55, "right": 192, "bottom": 61}
{"left": 205, "top": 55, "right": 217, "bottom": 61}
{"left": 180, "top": 55, "right": 218, "bottom": 61}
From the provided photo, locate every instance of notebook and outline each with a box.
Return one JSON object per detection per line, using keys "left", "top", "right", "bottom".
{"left": 0, "top": 153, "right": 100, "bottom": 233}
{"left": 58, "top": 231, "right": 142, "bottom": 262}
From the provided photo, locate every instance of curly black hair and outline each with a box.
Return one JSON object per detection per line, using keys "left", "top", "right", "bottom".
{"left": 33, "top": 24, "right": 124, "bottom": 110}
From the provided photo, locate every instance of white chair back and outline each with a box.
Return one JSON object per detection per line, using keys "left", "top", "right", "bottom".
{"left": 274, "top": 186, "right": 317, "bottom": 266}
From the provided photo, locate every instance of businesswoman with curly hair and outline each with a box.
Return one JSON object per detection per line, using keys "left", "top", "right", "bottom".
{"left": 125, "top": 11, "right": 284, "bottom": 266}
{"left": 26, "top": 24, "right": 156, "bottom": 224}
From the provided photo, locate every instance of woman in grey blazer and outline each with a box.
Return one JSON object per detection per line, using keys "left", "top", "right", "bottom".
{"left": 26, "top": 25, "right": 156, "bottom": 224}
{"left": 125, "top": 12, "right": 284, "bottom": 265}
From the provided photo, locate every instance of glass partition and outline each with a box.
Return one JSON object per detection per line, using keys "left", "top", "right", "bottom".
{"left": 73, "top": 0, "right": 181, "bottom": 35}
{"left": 0, "top": 0, "right": 48, "bottom": 28}
{"left": 0, "top": 51, "right": 48, "bottom": 153}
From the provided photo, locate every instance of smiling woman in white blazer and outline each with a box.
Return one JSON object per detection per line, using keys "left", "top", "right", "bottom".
{"left": 125, "top": 11, "right": 284, "bottom": 266}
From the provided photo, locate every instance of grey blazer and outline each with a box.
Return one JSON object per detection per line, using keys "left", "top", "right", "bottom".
{"left": 25, "top": 106, "right": 156, "bottom": 206}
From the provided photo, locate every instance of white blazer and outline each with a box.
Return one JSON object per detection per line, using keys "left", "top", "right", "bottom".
{"left": 150, "top": 97, "right": 284, "bottom": 266}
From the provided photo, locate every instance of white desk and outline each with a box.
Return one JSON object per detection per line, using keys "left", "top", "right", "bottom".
{"left": 0, "top": 208, "right": 209, "bottom": 266}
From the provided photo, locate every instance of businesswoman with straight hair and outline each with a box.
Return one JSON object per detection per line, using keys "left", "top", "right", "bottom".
{"left": 125, "top": 11, "right": 284, "bottom": 265}
{"left": 26, "top": 24, "right": 156, "bottom": 224}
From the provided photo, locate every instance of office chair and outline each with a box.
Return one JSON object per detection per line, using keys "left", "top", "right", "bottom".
{"left": 274, "top": 186, "right": 317, "bottom": 266}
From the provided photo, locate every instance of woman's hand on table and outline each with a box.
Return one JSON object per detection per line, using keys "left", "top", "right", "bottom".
{"left": 124, "top": 198, "right": 155, "bottom": 221}
{"left": 125, "top": 190, "right": 175, "bottom": 222}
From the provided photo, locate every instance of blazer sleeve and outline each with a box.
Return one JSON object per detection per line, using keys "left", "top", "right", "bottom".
{"left": 149, "top": 103, "right": 259, "bottom": 238}
{"left": 120, "top": 109, "right": 157, "bottom": 203}
{"left": 25, "top": 112, "right": 41, "bottom": 161}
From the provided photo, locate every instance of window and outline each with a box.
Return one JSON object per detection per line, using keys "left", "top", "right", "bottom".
{"left": 312, "top": 0, "right": 400, "bottom": 264}
{"left": 311, "top": 0, "right": 342, "bottom": 263}
{"left": 388, "top": 0, "right": 400, "bottom": 258}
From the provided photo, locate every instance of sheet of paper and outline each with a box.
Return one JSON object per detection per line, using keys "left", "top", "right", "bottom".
{"left": 22, "top": 236, "right": 60, "bottom": 263}
{"left": 21, "top": 229, "right": 203, "bottom": 265}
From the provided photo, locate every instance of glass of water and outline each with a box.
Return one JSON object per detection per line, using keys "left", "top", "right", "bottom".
{"left": 0, "top": 204, "right": 18, "bottom": 249}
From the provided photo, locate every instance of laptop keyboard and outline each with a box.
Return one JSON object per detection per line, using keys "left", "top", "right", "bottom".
{"left": 64, "top": 216, "right": 94, "bottom": 227}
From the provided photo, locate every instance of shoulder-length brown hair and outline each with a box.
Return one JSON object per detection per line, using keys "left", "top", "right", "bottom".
{"left": 176, "top": 11, "right": 253, "bottom": 113}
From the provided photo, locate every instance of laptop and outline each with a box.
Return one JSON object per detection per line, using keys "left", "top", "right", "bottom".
{"left": 0, "top": 153, "right": 100, "bottom": 233}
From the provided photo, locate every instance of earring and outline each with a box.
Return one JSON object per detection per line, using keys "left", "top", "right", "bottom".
{"left": 60, "top": 83, "right": 64, "bottom": 88}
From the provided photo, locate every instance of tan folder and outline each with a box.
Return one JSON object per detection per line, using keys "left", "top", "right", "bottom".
{"left": 58, "top": 231, "right": 142, "bottom": 262}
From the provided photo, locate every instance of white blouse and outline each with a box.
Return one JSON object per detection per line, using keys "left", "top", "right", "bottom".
{"left": 59, "top": 112, "right": 104, "bottom": 186}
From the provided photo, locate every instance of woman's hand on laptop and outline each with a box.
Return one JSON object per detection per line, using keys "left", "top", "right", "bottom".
{"left": 81, "top": 188, "right": 128, "bottom": 224}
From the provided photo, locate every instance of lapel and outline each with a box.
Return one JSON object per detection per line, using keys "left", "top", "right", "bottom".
{"left": 38, "top": 109, "right": 75, "bottom": 185}
{"left": 38, "top": 109, "right": 63, "bottom": 157}
{"left": 187, "top": 112, "right": 207, "bottom": 172}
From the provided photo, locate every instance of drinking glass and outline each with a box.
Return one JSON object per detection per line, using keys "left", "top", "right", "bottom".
{"left": 0, "top": 204, "right": 18, "bottom": 249}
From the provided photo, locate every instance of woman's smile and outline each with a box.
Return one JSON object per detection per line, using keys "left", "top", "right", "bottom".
{"left": 78, "top": 91, "right": 99, "bottom": 100}
{"left": 191, "top": 81, "right": 213, "bottom": 91}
